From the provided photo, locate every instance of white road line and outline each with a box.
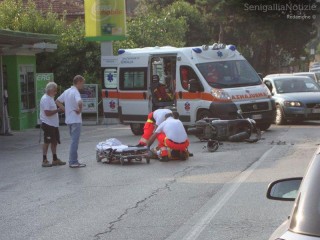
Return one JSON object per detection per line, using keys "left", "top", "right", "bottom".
{"left": 166, "top": 145, "right": 276, "bottom": 240}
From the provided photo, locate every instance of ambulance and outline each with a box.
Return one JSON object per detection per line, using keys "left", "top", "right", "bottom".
{"left": 101, "top": 43, "right": 276, "bottom": 135}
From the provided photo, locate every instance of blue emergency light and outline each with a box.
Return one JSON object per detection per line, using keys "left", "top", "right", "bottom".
{"left": 118, "top": 49, "right": 125, "bottom": 55}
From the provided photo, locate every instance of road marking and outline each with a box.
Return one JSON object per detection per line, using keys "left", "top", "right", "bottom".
{"left": 166, "top": 146, "right": 276, "bottom": 240}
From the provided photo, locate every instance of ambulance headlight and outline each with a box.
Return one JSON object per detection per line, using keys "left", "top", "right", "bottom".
{"left": 211, "top": 88, "right": 231, "bottom": 101}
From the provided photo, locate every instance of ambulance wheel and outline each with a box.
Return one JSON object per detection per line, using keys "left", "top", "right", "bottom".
{"left": 197, "top": 110, "right": 212, "bottom": 120}
{"left": 146, "top": 157, "right": 150, "bottom": 164}
{"left": 130, "top": 123, "right": 144, "bottom": 135}
{"left": 120, "top": 157, "right": 125, "bottom": 165}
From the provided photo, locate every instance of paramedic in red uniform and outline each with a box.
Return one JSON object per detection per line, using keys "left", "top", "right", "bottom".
{"left": 138, "top": 108, "right": 172, "bottom": 146}
{"left": 147, "top": 112, "right": 189, "bottom": 162}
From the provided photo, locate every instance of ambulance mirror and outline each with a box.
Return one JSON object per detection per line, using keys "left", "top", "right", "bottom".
{"left": 188, "top": 79, "right": 200, "bottom": 92}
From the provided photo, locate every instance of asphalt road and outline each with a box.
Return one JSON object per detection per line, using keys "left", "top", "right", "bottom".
{"left": 1, "top": 122, "right": 319, "bottom": 240}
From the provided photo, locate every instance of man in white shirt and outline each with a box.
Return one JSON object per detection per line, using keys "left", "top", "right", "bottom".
{"left": 40, "top": 82, "right": 65, "bottom": 167}
{"left": 147, "top": 112, "right": 189, "bottom": 162}
{"left": 56, "top": 75, "right": 86, "bottom": 168}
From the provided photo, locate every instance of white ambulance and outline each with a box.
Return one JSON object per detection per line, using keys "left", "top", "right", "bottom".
{"left": 101, "top": 43, "right": 276, "bottom": 135}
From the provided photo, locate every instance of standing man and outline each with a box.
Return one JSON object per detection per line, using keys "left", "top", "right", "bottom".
{"left": 40, "top": 82, "right": 65, "bottom": 167}
{"left": 56, "top": 75, "right": 86, "bottom": 168}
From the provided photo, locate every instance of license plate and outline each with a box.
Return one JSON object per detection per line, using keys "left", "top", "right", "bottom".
{"left": 312, "top": 108, "right": 320, "bottom": 113}
{"left": 252, "top": 114, "right": 262, "bottom": 120}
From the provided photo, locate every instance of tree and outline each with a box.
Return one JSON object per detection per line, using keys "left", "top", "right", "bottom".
{"left": 0, "top": 0, "right": 64, "bottom": 34}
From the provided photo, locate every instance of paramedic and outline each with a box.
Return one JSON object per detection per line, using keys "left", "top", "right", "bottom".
{"left": 40, "top": 82, "right": 65, "bottom": 167}
{"left": 56, "top": 75, "right": 86, "bottom": 168}
{"left": 147, "top": 112, "right": 189, "bottom": 162}
{"left": 137, "top": 108, "right": 172, "bottom": 146}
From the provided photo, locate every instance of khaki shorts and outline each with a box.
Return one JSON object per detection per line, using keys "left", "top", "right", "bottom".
{"left": 41, "top": 123, "right": 60, "bottom": 144}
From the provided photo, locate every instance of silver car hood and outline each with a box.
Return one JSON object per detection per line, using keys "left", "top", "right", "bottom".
{"left": 275, "top": 92, "right": 320, "bottom": 103}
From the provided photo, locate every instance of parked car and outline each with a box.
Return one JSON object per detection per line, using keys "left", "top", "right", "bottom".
{"left": 263, "top": 75, "right": 320, "bottom": 124}
{"left": 310, "top": 62, "right": 320, "bottom": 68}
{"left": 266, "top": 151, "right": 320, "bottom": 240}
{"left": 293, "top": 72, "right": 320, "bottom": 84}
{"left": 309, "top": 67, "right": 320, "bottom": 73}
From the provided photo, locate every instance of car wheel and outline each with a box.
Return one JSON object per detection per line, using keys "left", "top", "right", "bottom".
{"left": 197, "top": 110, "right": 212, "bottom": 120}
{"left": 275, "top": 105, "right": 286, "bottom": 125}
{"left": 130, "top": 123, "right": 144, "bottom": 135}
{"left": 257, "top": 123, "right": 272, "bottom": 131}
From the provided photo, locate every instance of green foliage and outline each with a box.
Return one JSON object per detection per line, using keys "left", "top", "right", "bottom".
{"left": 0, "top": 0, "right": 64, "bottom": 34}
{"left": 126, "top": 11, "right": 187, "bottom": 48}
{"left": 37, "top": 20, "right": 100, "bottom": 88}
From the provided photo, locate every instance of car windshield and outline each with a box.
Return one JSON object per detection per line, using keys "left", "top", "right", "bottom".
{"left": 274, "top": 78, "right": 320, "bottom": 93}
{"left": 196, "top": 60, "right": 261, "bottom": 88}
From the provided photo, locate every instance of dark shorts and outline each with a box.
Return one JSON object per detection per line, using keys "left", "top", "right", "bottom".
{"left": 41, "top": 123, "right": 60, "bottom": 144}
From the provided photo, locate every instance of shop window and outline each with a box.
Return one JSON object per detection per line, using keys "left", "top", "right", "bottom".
{"left": 103, "top": 67, "right": 118, "bottom": 89}
{"left": 119, "top": 67, "right": 147, "bottom": 90}
{"left": 20, "top": 65, "right": 35, "bottom": 110}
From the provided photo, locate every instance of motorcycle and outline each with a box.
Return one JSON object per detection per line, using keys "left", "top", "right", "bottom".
{"left": 187, "top": 110, "right": 261, "bottom": 152}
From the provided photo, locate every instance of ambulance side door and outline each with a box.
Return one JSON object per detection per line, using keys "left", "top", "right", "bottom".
{"left": 102, "top": 67, "right": 119, "bottom": 120}
{"left": 176, "top": 64, "right": 205, "bottom": 124}
{"left": 118, "top": 66, "right": 150, "bottom": 123}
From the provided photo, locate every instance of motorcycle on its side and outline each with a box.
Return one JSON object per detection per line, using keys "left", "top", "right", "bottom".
{"left": 187, "top": 110, "right": 261, "bottom": 152}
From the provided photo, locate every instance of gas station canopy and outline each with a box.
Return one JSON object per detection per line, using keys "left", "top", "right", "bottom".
{"left": 0, "top": 29, "right": 57, "bottom": 55}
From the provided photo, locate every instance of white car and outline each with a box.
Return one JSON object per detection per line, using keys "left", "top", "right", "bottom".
{"left": 267, "top": 151, "right": 320, "bottom": 239}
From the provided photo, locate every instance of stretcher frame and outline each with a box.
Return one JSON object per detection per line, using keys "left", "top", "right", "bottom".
{"left": 96, "top": 146, "right": 150, "bottom": 165}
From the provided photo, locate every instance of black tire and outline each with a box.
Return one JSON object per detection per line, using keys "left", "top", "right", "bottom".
{"left": 130, "top": 123, "right": 144, "bottom": 135}
{"left": 146, "top": 157, "right": 150, "bottom": 164}
{"left": 257, "top": 123, "right": 271, "bottom": 131}
{"left": 275, "top": 105, "right": 286, "bottom": 125}
{"left": 197, "top": 110, "right": 212, "bottom": 120}
{"left": 120, "top": 157, "right": 125, "bottom": 165}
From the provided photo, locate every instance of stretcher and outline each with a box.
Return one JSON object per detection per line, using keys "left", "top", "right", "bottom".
{"left": 96, "top": 138, "right": 150, "bottom": 165}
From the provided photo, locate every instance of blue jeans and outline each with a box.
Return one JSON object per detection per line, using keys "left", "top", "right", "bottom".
{"left": 68, "top": 123, "right": 82, "bottom": 165}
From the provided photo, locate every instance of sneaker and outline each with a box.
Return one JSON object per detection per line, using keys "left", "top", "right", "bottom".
{"left": 52, "top": 159, "right": 66, "bottom": 166}
{"left": 42, "top": 160, "right": 52, "bottom": 167}
{"left": 69, "top": 163, "right": 86, "bottom": 168}
{"left": 159, "top": 156, "right": 169, "bottom": 162}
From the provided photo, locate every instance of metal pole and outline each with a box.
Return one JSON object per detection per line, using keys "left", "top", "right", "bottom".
{"left": 0, "top": 55, "right": 4, "bottom": 134}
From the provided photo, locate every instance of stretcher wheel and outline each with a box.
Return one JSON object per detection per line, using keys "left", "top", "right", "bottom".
{"left": 146, "top": 157, "right": 150, "bottom": 164}
{"left": 105, "top": 157, "right": 111, "bottom": 164}
{"left": 96, "top": 151, "right": 101, "bottom": 162}
{"left": 120, "top": 157, "right": 125, "bottom": 165}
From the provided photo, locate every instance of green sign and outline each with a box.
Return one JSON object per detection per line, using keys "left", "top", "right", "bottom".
{"left": 36, "top": 73, "right": 54, "bottom": 124}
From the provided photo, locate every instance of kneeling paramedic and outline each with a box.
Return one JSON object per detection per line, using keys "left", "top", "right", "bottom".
{"left": 138, "top": 108, "right": 172, "bottom": 146}
{"left": 147, "top": 112, "right": 189, "bottom": 162}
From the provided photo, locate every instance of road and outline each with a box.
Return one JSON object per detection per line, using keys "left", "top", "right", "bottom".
{"left": 1, "top": 122, "right": 319, "bottom": 240}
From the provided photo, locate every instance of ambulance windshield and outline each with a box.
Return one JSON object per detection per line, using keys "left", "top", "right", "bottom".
{"left": 196, "top": 60, "right": 262, "bottom": 88}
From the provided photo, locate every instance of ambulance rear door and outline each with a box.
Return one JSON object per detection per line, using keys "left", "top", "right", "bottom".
{"left": 101, "top": 56, "right": 119, "bottom": 120}
{"left": 117, "top": 54, "right": 151, "bottom": 124}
